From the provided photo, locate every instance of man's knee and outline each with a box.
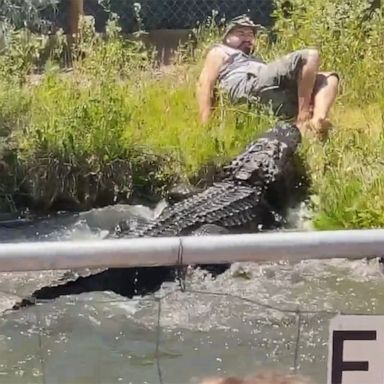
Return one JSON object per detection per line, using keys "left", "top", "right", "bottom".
{"left": 318, "top": 72, "right": 340, "bottom": 88}
{"left": 283, "top": 49, "right": 319, "bottom": 78}
{"left": 301, "top": 48, "right": 320, "bottom": 67}
{"left": 323, "top": 72, "right": 340, "bottom": 84}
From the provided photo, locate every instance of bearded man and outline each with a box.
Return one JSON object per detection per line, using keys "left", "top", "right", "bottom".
{"left": 196, "top": 15, "right": 339, "bottom": 139}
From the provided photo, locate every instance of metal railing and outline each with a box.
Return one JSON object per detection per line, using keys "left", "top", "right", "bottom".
{"left": 0, "top": 229, "right": 383, "bottom": 272}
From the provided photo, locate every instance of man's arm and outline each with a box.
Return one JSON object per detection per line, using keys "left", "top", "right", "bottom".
{"left": 196, "top": 47, "right": 227, "bottom": 124}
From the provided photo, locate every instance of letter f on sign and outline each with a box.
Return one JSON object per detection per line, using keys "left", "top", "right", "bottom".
{"left": 331, "top": 330, "right": 377, "bottom": 384}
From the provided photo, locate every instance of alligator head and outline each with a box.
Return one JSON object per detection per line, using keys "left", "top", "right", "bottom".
{"left": 261, "top": 121, "right": 302, "bottom": 149}
{"left": 222, "top": 121, "right": 302, "bottom": 185}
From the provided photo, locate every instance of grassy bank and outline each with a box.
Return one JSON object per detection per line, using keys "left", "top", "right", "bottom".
{"left": 0, "top": 0, "right": 383, "bottom": 229}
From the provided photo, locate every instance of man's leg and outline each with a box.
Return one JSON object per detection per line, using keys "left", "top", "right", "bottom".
{"left": 310, "top": 72, "right": 339, "bottom": 130}
{"left": 268, "top": 51, "right": 339, "bottom": 140}
{"left": 295, "top": 49, "right": 320, "bottom": 126}
{"left": 251, "top": 49, "right": 320, "bottom": 126}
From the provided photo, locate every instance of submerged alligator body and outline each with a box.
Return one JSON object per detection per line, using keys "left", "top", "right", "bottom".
{"left": 109, "top": 121, "right": 304, "bottom": 239}
{"left": 12, "top": 121, "right": 307, "bottom": 309}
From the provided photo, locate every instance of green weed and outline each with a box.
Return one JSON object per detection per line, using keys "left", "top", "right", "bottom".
{"left": 0, "top": 0, "right": 382, "bottom": 225}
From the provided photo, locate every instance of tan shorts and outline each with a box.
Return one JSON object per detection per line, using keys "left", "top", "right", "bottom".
{"left": 248, "top": 50, "right": 339, "bottom": 119}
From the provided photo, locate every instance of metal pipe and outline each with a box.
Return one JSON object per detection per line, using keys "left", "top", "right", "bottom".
{"left": 0, "top": 229, "right": 383, "bottom": 272}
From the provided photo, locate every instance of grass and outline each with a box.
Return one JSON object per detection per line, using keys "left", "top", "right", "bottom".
{"left": 0, "top": 0, "right": 383, "bottom": 229}
{"left": 305, "top": 102, "right": 384, "bottom": 229}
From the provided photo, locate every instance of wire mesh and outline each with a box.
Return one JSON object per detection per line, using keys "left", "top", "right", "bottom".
{"left": 102, "top": 0, "right": 275, "bottom": 32}
{"left": 40, "top": 0, "right": 275, "bottom": 34}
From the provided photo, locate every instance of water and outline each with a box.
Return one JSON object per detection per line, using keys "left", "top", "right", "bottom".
{"left": 0, "top": 203, "right": 383, "bottom": 384}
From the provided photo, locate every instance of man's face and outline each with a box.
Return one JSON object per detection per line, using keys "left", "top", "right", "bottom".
{"left": 224, "top": 26, "right": 255, "bottom": 54}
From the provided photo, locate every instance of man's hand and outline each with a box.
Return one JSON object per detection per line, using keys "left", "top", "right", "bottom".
{"left": 196, "top": 47, "right": 227, "bottom": 124}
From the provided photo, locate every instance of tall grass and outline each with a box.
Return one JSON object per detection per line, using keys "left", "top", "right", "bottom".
{"left": 264, "top": 0, "right": 383, "bottom": 228}
{"left": 0, "top": 0, "right": 383, "bottom": 227}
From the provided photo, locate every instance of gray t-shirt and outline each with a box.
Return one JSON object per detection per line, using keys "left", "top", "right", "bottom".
{"left": 215, "top": 43, "right": 266, "bottom": 101}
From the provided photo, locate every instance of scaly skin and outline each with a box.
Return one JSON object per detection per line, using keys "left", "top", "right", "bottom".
{"left": 109, "top": 182, "right": 266, "bottom": 237}
{"left": 109, "top": 121, "right": 302, "bottom": 238}
{"left": 11, "top": 121, "right": 303, "bottom": 310}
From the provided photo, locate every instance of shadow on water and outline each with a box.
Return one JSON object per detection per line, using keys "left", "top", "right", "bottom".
{"left": 15, "top": 264, "right": 230, "bottom": 309}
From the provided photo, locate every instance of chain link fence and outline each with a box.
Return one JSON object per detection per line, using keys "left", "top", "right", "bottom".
{"left": 96, "top": 0, "right": 274, "bottom": 32}
{"left": 38, "top": 0, "right": 274, "bottom": 34}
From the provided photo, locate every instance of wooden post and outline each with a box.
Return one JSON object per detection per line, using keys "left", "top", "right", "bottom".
{"left": 66, "top": 0, "right": 84, "bottom": 65}
{"left": 69, "top": 0, "right": 84, "bottom": 37}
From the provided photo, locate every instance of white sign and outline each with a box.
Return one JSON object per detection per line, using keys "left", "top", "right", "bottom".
{"left": 328, "top": 315, "right": 384, "bottom": 384}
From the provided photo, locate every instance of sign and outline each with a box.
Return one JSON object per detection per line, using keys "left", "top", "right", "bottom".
{"left": 328, "top": 315, "right": 384, "bottom": 384}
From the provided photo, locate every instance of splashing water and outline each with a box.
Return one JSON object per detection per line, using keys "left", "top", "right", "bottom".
{"left": 0, "top": 201, "right": 382, "bottom": 383}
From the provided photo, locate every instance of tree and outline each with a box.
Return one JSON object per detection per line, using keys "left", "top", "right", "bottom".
{"left": 0, "top": 0, "right": 59, "bottom": 30}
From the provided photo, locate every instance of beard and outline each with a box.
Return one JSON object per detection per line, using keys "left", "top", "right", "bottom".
{"left": 239, "top": 42, "right": 252, "bottom": 54}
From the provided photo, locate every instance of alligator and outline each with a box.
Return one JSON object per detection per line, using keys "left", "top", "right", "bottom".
{"left": 9, "top": 121, "right": 307, "bottom": 310}
{"left": 108, "top": 120, "right": 305, "bottom": 239}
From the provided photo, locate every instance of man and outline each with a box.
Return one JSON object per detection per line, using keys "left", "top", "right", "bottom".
{"left": 196, "top": 15, "right": 339, "bottom": 139}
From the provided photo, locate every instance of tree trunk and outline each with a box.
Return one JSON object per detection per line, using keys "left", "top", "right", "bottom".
{"left": 68, "top": 0, "right": 84, "bottom": 38}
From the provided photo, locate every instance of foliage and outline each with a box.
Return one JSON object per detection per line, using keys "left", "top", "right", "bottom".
{"left": 0, "top": 0, "right": 382, "bottom": 227}
{"left": 264, "top": 0, "right": 383, "bottom": 228}
{"left": 0, "top": 0, "right": 59, "bottom": 29}
{"left": 269, "top": 0, "right": 383, "bottom": 105}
